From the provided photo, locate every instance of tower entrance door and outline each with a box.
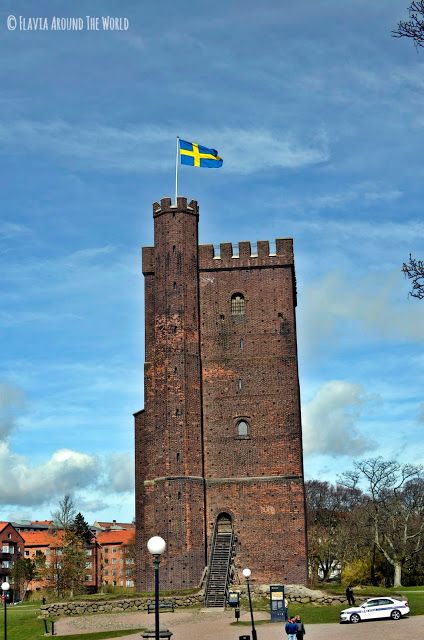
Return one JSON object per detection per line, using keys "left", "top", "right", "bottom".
{"left": 204, "top": 513, "right": 234, "bottom": 607}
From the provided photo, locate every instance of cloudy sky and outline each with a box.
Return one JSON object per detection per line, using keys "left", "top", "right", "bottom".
{"left": 1, "top": 1, "right": 423, "bottom": 524}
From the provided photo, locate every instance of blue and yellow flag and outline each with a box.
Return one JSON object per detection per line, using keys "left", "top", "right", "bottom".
{"left": 179, "top": 139, "right": 223, "bottom": 168}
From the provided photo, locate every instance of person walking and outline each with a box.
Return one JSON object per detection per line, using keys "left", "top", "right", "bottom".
{"left": 346, "top": 585, "right": 355, "bottom": 606}
{"left": 295, "top": 615, "right": 306, "bottom": 640}
{"left": 285, "top": 617, "right": 298, "bottom": 640}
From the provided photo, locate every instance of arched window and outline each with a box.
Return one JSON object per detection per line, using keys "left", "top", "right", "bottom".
{"left": 237, "top": 420, "right": 249, "bottom": 437}
{"left": 231, "top": 293, "right": 245, "bottom": 315}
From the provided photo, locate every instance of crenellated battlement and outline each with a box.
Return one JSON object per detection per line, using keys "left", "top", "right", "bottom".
{"left": 143, "top": 197, "right": 294, "bottom": 273}
{"left": 198, "top": 238, "right": 293, "bottom": 270}
{"left": 152, "top": 196, "right": 198, "bottom": 217}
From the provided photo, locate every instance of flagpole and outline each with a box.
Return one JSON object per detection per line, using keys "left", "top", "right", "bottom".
{"left": 175, "top": 136, "right": 180, "bottom": 205}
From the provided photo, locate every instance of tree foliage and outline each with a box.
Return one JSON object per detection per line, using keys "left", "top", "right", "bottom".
{"left": 11, "top": 557, "right": 37, "bottom": 600}
{"left": 402, "top": 254, "right": 424, "bottom": 299}
{"left": 37, "top": 530, "right": 87, "bottom": 598}
{"left": 393, "top": 1, "right": 424, "bottom": 48}
{"left": 72, "top": 512, "right": 93, "bottom": 545}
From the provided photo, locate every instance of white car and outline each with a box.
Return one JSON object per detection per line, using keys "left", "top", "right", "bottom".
{"left": 340, "top": 597, "right": 410, "bottom": 624}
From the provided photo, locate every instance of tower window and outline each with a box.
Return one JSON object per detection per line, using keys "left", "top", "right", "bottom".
{"left": 231, "top": 293, "right": 245, "bottom": 315}
{"left": 237, "top": 420, "right": 249, "bottom": 437}
{"left": 240, "top": 339, "right": 244, "bottom": 350}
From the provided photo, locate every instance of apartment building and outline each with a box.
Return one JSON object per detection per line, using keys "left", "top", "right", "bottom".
{"left": 97, "top": 528, "right": 135, "bottom": 588}
{"left": 21, "top": 529, "right": 99, "bottom": 593}
{"left": 0, "top": 522, "right": 24, "bottom": 600}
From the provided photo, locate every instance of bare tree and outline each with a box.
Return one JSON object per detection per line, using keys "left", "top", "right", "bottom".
{"left": 342, "top": 458, "right": 424, "bottom": 586}
{"left": 305, "top": 480, "right": 364, "bottom": 582}
{"left": 402, "top": 254, "right": 424, "bottom": 299}
{"left": 51, "top": 494, "right": 76, "bottom": 530}
{"left": 393, "top": 2, "right": 424, "bottom": 47}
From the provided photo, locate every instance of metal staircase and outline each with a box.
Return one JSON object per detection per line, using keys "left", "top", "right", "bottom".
{"left": 204, "top": 516, "right": 234, "bottom": 607}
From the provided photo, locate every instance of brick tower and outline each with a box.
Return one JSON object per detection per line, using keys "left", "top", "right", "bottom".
{"left": 135, "top": 197, "right": 308, "bottom": 592}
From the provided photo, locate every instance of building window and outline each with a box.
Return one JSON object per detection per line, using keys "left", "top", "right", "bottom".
{"left": 126, "top": 580, "right": 134, "bottom": 587}
{"left": 237, "top": 420, "right": 249, "bottom": 437}
{"left": 231, "top": 293, "right": 245, "bottom": 315}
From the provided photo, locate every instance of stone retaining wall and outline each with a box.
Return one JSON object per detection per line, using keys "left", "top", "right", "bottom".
{"left": 40, "top": 587, "right": 347, "bottom": 618}
{"left": 40, "top": 594, "right": 204, "bottom": 618}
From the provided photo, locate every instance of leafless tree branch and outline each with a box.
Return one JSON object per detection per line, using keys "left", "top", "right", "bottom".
{"left": 393, "top": 1, "right": 424, "bottom": 48}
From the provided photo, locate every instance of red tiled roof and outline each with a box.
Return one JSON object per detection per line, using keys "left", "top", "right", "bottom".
{"left": 0, "top": 522, "right": 8, "bottom": 533}
{"left": 21, "top": 530, "right": 65, "bottom": 547}
{"left": 96, "top": 529, "right": 135, "bottom": 545}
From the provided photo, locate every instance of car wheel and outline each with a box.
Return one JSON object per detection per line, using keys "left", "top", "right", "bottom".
{"left": 350, "top": 613, "right": 361, "bottom": 623}
{"left": 391, "top": 609, "right": 401, "bottom": 620}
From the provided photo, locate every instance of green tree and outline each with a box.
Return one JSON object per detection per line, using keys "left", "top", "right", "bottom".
{"left": 72, "top": 512, "right": 93, "bottom": 544}
{"left": 61, "top": 529, "right": 87, "bottom": 597}
{"left": 11, "top": 557, "right": 36, "bottom": 601}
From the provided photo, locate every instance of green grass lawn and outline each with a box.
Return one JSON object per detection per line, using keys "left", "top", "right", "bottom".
{"left": 4, "top": 586, "right": 424, "bottom": 638}
{"left": 0, "top": 604, "right": 144, "bottom": 640}
{"left": 234, "top": 585, "right": 424, "bottom": 625}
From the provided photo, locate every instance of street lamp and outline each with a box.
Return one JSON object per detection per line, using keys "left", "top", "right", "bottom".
{"left": 147, "top": 536, "right": 166, "bottom": 640}
{"left": 1, "top": 581, "right": 10, "bottom": 640}
{"left": 242, "top": 568, "right": 257, "bottom": 640}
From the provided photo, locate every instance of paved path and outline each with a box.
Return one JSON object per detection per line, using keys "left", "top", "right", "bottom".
{"left": 56, "top": 608, "right": 424, "bottom": 640}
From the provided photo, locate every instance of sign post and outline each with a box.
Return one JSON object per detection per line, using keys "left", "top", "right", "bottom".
{"left": 270, "top": 584, "right": 287, "bottom": 622}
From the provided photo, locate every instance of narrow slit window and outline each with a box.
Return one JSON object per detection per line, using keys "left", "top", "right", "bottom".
{"left": 231, "top": 293, "right": 245, "bottom": 315}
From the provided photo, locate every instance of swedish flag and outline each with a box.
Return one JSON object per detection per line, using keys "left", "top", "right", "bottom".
{"left": 179, "top": 139, "right": 223, "bottom": 168}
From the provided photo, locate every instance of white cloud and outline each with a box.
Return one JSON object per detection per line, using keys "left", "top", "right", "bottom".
{"left": 0, "top": 120, "right": 329, "bottom": 174}
{"left": 0, "top": 382, "right": 134, "bottom": 509}
{"left": 0, "top": 444, "right": 100, "bottom": 506}
{"left": 302, "top": 380, "right": 373, "bottom": 456}
{"left": 103, "top": 453, "right": 134, "bottom": 493}
{"left": 300, "top": 269, "right": 424, "bottom": 355}
{"left": 0, "top": 383, "right": 25, "bottom": 439}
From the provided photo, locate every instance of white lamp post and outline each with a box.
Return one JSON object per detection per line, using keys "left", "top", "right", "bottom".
{"left": 242, "top": 568, "right": 257, "bottom": 640}
{"left": 1, "top": 581, "right": 10, "bottom": 640}
{"left": 147, "top": 536, "right": 166, "bottom": 640}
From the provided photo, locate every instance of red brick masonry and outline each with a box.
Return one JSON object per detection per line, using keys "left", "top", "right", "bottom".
{"left": 135, "top": 197, "right": 308, "bottom": 591}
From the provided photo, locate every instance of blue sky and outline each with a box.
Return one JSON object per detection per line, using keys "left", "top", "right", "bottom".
{"left": 0, "top": 1, "right": 423, "bottom": 523}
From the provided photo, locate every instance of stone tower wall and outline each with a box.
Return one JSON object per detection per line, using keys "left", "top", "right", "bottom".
{"left": 136, "top": 198, "right": 308, "bottom": 591}
{"left": 199, "top": 240, "right": 307, "bottom": 584}
{"left": 135, "top": 197, "right": 206, "bottom": 590}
